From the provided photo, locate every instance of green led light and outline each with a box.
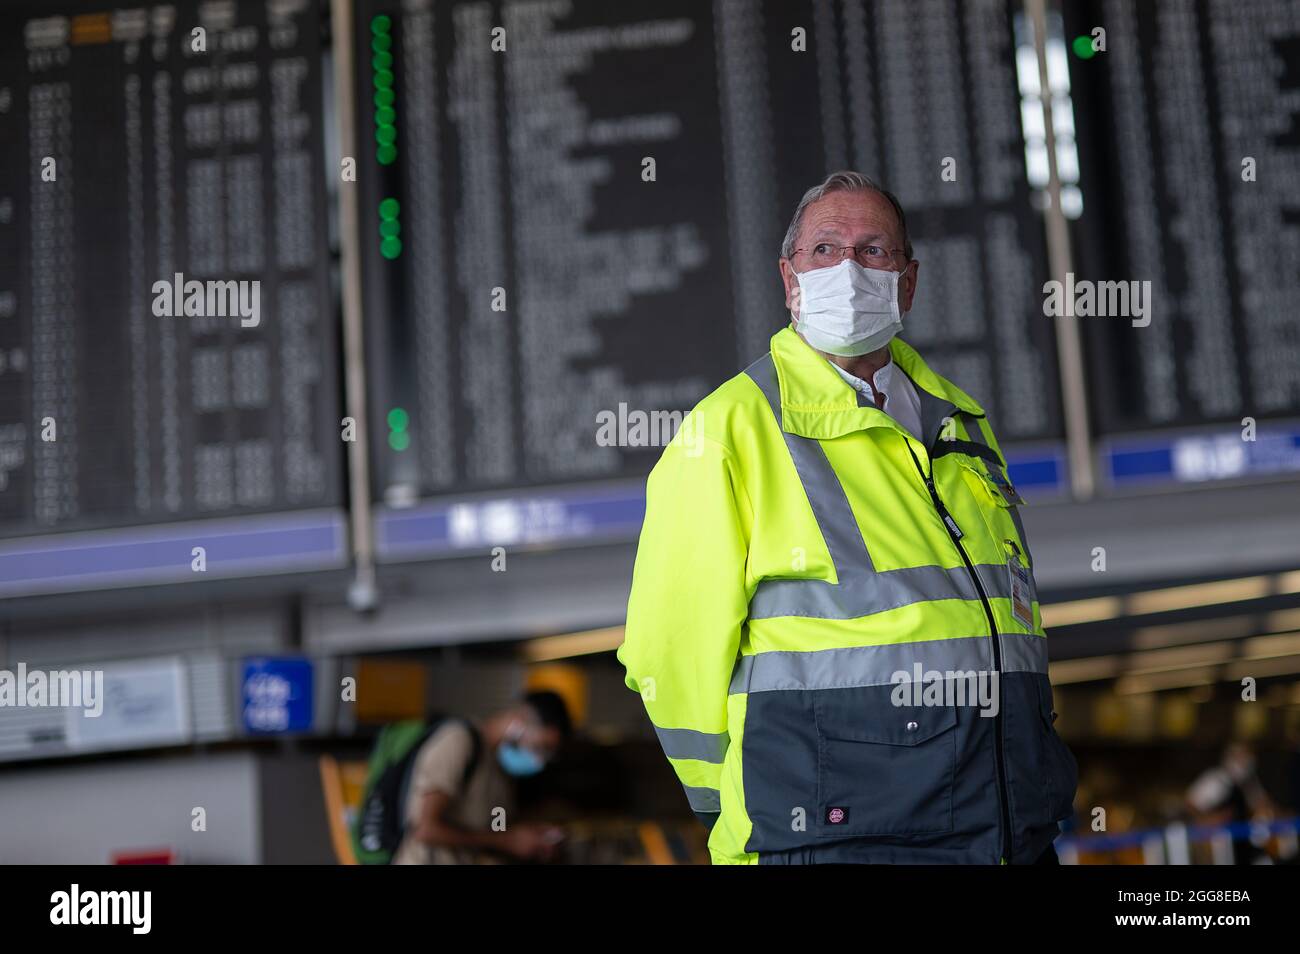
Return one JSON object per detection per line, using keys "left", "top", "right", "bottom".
{"left": 377, "top": 144, "right": 397, "bottom": 165}
{"left": 379, "top": 197, "right": 400, "bottom": 219}
{"left": 380, "top": 236, "right": 403, "bottom": 259}
{"left": 388, "top": 430, "right": 411, "bottom": 452}
{"left": 375, "top": 106, "right": 396, "bottom": 126}
{"left": 379, "top": 219, "right": 401, "bottom": 238}
{"left": 373, "top": 69, "right": 394, "bottom": 89}
{"left": 1072, "top": 35, "right": 1095, "bottom": 60}
{"left": 387, "top": 407, "right": 409, "bottom": 431}
{"left": 372, "top": 33, "right": 392, "bottom": 53}
{"left": 374, "top": 88, "right": 395, "bottom": 108}
{"left": 372, "top": 51, "right": 393, "bottom": 71}
{"left": 375, "top": 125, "right": 397, "bottom": 145}
{"left": 370, "top": 14, "right": 391, "bottom": 35}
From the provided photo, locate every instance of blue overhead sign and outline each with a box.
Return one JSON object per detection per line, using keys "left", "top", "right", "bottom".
{"left": 1004, "top": 446, "right": 1069, "bottom": 498}
{"left": 241, "top": 657, "right": 314, "bottom": 734}
{"left": 0, "top": 510, "right": 348, "bottom": 598}
{"left": 377, "top": 482, "right": 648, "bottom": 561}
{"left": 1104, "top": 425, "right": 1300, "bottom": 489}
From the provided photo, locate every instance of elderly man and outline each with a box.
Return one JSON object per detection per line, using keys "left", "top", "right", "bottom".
{"left": 618, "top": 171, "right": 1076, "bottom": 865}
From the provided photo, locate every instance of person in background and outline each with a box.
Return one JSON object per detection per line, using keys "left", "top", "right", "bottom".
{"left": 1185, "top": 742, "right": 1278, "bottom": 864}
{"left": 392, "top": 691, "right": 572, "bottom": 864}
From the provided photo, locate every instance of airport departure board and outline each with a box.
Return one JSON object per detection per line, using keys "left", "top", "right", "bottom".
{"left": 1067, "top": 0, "right": 1300, "bottom": 434}
{"left": 0, "top": 0, "right": 340, "bottom": 539}
{"left": 354, "top": 0, "right": 1057, "bottom": 502}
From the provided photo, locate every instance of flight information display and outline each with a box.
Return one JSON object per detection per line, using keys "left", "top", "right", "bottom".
{"left": 0, "top": 0, "right": 340, "bottom": 539}
{"left": 1067, "top": 0, "right": 1300, "bottom": 434}
{"left": 354, "top": 0, "right": 1057, "bottom": 503}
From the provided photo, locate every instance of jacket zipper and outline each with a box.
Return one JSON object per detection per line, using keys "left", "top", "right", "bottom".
{"left": 905, "top": 442, "right": 1013, "bottom": 863}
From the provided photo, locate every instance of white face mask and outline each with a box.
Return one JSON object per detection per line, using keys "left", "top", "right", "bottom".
{"left": 791, "top": 258, "right": 905, "bottom": 357}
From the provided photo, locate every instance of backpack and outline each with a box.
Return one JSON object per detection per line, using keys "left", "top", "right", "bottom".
{"left": 351, "top": 716, "right": 483, "bottom": 865}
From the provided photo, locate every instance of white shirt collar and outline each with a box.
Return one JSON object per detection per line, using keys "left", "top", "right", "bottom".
{"left": 827, "top": 357, "right": 891, "bottom": 402}
{"left": 825, "top": 356, "right": 924, "bottom": 441}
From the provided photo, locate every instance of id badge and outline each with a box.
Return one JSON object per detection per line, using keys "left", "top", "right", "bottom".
{"left": 1008, "top": 549, "right": 1034, "bottom": 628}
{"left": 989, "top": 469, "right": 1025, "bottom": 506}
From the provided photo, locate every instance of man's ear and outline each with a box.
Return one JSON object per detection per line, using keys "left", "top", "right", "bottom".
{"left": 779, "top": 258, "right": 800, "bottom": 317}
{"left": 898, "top": 260, "right": 919, "bottom": 313}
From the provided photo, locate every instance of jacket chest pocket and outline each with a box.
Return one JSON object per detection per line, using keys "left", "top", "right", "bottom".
{"left": 956, "top": 460, "right": 1029, "bottom": 556}
{"left": 814, "top": 686, "right": 957, "bottom": 837}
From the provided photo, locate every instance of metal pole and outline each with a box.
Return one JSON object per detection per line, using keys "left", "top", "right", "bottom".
{"left": 332, "top": 0, "right": 378, "bottom": 611}
{"left": 1025, "top": 0, "right": 1095, "bottom": 499}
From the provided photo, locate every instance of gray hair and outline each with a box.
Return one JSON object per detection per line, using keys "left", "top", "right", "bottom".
{"left": 780, "top": 170, "right": 913, "bottom": 261}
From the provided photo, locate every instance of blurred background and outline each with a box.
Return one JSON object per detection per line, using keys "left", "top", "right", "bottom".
{"left": 1, "top": 0, "right": 1299, "bottom": 865}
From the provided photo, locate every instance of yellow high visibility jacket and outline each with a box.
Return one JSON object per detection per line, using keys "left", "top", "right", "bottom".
{"left": 618, "top": 325, "right": 1077, "bottom": 864}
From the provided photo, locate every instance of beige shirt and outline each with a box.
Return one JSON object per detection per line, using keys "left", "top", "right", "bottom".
{"left": 391, "top": 720, "right": 516, "bottom": 865}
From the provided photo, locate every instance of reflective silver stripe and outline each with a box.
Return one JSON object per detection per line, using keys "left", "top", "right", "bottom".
{"left": 908, "top": 371, "right": 965, "bottom": 451}
{"left": 974, "top": 561, "right": 1016, "bottom": 605}
{"left": 731, "top": 636, "right": 988, "bottom": 693}
{"left": 730, "top": 633, "right": 1049, "bottom": 694}
{"left": 971, "top": 560, "right": 1038, "bottom": 618}
{"left": 750, "top": 563, "right": 994, "bottom": 620}
{"left": 743, "top": 354, "right": 1020, "bottom": 621}
{"left": 682, "top": 785, "right": 721, "bottom": 812}
{"left": 744, "top": 355, "right": 873, "bottom": 574}
{"left": 999, "top": 631, "right": 1049, "bottom": 674}
{"left": 961, "top": 416, "right": 1002, "bottom": 465}
{"left": 654, "top": 725, "right": 729, "bottom": 763}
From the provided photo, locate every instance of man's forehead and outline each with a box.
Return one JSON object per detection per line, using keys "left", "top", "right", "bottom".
{"left": 802, "top": 191, "right": 902, "bottom": 238}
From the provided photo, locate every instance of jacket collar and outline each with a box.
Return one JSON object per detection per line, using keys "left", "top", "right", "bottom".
{"left": 768, "top": 325, "right": 985, "bottom": 446}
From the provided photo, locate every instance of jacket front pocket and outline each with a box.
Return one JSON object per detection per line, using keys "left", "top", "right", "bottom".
{"left": 1002, "top": 673, "right": 1078, "bottom": 829}
{"left": 815, "top": 687, "right": 957, "bottom": 837}
{"left": 1037, "top": 681, "right": 1078, "bottom": 822}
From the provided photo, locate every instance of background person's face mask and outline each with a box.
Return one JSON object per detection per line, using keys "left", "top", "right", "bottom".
{"left": 791, "top": 257, "right": 904, "bottom": 357}
{"left": 497, "top": 742, "right": 545, "bottom": 776}
{"left": 497, "top": 719, "right": 547, "bottom": 777}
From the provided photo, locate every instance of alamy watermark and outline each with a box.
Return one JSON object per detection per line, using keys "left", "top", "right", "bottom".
{"left": 151, "top": 272, "right": 260, "bottom": 327}
{"left": 50, "top": 884, "right": 150, "bottom": 934}
{"left": 1043, "top": 272, "right": 1151, "bottom": 327}
{"left": 890, "top": 665, "right": 999, "bottom": 718}
{"left": 595, "top": 403, "right": 703, "bottom": 455}
{"left": 0, "top": 663, "right": 104, "bottom": 717}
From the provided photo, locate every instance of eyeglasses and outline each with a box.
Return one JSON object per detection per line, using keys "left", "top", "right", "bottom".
{"left": 793, "top": 243, "right": 909, "bottom": 270}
